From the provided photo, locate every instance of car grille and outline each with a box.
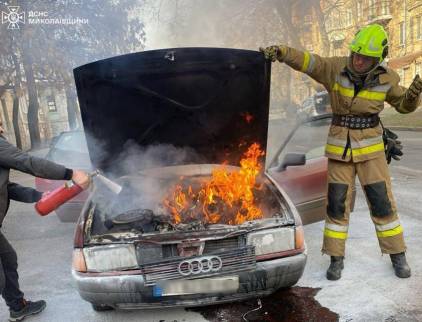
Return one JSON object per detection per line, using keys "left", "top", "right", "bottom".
{"left": 141, "top": 246, "right": 256, "bottom": 286}
{"left": 204, "top": 236, "right": 243, "bottom": 253}
{"left": 161, "top": 236, "right": 244, "bottom": 258}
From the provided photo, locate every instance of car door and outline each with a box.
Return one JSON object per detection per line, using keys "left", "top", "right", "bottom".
{"left": 266, "top": 115, "right": 331, "bottom": 225}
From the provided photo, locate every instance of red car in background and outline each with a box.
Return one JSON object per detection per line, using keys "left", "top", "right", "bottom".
{"left": 35, "top": 130, "right": 92, "bottom": 222}
{"left": 267, "top": 113, "right": 356, "bottom": 225}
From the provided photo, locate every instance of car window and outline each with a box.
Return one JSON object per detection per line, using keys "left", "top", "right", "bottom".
{"left": 55, "top": 132, "right": 88, "bottom": 153}
{"left": 277, "top": 117, "right": 331, "bottom": 165}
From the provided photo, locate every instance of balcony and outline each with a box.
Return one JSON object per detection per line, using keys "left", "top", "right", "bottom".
{"left": 365, "top": 0, "right": 392, "bottom": 26}
{"left": 368, "top": 14, "right": 392, "bottom": 25}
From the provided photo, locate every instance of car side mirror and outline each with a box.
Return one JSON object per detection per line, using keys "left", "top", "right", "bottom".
{"left": 277, "top": 153, "right": 306, "bottom": 172}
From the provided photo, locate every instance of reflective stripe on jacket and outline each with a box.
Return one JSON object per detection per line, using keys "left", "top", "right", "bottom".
{"left": 282, "top": 47, "right": 421, "bottom": 162}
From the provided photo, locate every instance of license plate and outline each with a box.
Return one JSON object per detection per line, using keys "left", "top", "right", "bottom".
{"left": 153, "top": 276, "right": 239, "bottom": 297}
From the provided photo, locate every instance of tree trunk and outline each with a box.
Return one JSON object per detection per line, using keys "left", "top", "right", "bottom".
{"left": 0, "top": 98, "right": 11, "bottom": 131}
{"left": 273, "top": 1, "right": 304, "bottom": 113}
{"left": 64, "top": 85, "right": 79, "bottom": 130}
{"left": 12, "top": 92, "right": 22, "bottom": 149}
{"left": 21, "top": 40, "right": 41, "bottom": 149}
{"left": 11, "top": 52, "right": 23, "bottom": 148}
{"left": 274, "top": 1, "right": 303, "bottom": 48}
{"left": 312, "top": 0, "right": 330, "bottom": 53}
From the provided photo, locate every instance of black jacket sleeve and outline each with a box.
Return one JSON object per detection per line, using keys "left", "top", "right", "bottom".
{"left": 7, "top": 182, "right": 43, "bottom": 203}
{"left": 0, "top": 137, "right": 73, "bottom": 180}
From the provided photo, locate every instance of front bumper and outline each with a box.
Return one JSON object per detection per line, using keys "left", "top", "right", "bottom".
{"left": 72, "top": 252, "right": 307, "bottom": 309}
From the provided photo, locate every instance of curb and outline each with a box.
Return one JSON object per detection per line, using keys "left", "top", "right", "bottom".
{"left": 386, "top": 126, "right": 422, "bottom": 132}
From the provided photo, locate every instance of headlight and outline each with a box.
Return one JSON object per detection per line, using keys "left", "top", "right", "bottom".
{"left": 295, "top": 226, "right": 305, "bottom": 250}
{"left": 247, "top": 227, "right": 295, "bottom": 256}
{"left": 83, "top": 244, "right": 138, "bottom": 272}
{"left": 72, "top": 248, "right": 87, "bottom": 272}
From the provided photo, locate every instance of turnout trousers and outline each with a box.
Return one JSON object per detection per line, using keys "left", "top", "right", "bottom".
{"left": 321, "top": 156, "right": 406, "bottom": 256}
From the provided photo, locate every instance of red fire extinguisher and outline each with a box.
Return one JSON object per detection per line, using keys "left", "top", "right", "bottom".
{"left": 35, "top": 171, "right": 122, "bottom": 216}
{"left": 35, "top": 180, "right": 85, "bottom": 216}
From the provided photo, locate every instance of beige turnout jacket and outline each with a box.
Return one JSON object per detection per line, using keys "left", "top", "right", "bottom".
{"left": 281, "top": 46, "right": 421, "bottom": 162}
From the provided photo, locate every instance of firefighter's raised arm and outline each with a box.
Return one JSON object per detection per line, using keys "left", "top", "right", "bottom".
{"left": 259, "top": 45, "right": 341, "bottom": 89}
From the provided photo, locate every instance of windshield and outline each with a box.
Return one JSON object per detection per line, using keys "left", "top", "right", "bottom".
{"left": 47, "top": 131, "right": 92, "bottom": 169}
{"left": 55, "top": 131, "right": 88, "bottom": 153}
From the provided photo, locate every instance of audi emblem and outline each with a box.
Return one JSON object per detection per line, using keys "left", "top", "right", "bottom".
{"left": 178, "top": 256, "right": 223, "bottom": 276}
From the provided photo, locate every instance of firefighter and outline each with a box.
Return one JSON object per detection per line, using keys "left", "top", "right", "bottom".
{"left": 0, "top": 122, "right": 90, "bottom": 321}
{"left": 260, "top": 24, "right": 422, "bottom": 280}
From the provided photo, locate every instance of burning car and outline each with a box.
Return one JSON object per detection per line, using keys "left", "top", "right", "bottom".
{"left": 70, "top": 48, "right": 326, "bottom": 311}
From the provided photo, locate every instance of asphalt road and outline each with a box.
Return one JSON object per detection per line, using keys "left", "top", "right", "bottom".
{"left": 300, "top": 164, "right": 422, "bottom": 322}
{"left": 0, "top": 129, "right": 421, "bottom": 321}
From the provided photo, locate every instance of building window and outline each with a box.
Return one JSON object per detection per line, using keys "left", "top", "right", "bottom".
{"left": 21, "top": 97, "right": 28, "bottom": 114}
{"left": 369, "top": 0, "right": 376, "bottom": 19}
{"left": 403, "top": 67, "right": 410, "bottom": 87}
{"left": 410, "top": 17, "right": 414, "bottom": 42}
{"left": 398, "top": 69, "right": 405, "bottom": 85}
{"left": 47, "top": 96, "right": 57, "bottom": 112}
{"left": 381, "top": 0, "right": 390, "bottom": 15}
{"left": 332, "top": 41, "right": 343, "bottom": 56}
{"left": 346, "top": 8, "right": 353, "bottom": 27}
{"left": 304, "top": 15, "right": 312, "bottom": 25}
{"left": 357, "top": 1, "right": 362, "bottom": 21}
{"left": 417, "top": 16, "right": 422, "bottom": 40}
{"left": 399, "top": 22, "right": 405, "bottom": 46}
{"left": 326, "top": 15, "right": 337, "bottom": 31}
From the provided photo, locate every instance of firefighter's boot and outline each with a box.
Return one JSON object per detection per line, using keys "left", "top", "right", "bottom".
{"left": 390, "top": 252, "right": 411, "bottom": 278}
{"left": 326, "top": 256, "right": 344, "bottom": 280}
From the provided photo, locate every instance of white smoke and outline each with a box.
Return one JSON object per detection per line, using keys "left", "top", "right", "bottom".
{"left": 85, "top": 132, "right": 205, "bottom": 225}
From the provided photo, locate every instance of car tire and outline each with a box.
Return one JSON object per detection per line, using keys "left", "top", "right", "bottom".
{"left": 91, "top": 304, "right": 114, "bottom": 311}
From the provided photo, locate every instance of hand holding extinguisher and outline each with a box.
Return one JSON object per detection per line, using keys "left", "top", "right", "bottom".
{"left": 35, "top": 170, "right": 122, "bottom": 216}
{"left": 71, "top": 169, "right": 92, "bottom": 190}
{"left": 35, "top": 170, "right": 94, "bottom": 216}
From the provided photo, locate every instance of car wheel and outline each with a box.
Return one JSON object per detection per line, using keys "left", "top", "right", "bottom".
{"left": 91, "top": 304, "right": 114, "bottom": 311}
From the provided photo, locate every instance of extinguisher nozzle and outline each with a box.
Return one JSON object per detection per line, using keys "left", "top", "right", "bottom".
{"left": 90, "top": 170, "right": 100, "bottom": 178}
{"left": 95, "top": 173, "right": 122, "bottom": 195}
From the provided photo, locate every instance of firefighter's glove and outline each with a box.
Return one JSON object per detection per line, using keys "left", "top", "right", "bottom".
{"left": 405, "top": 74, "right": 422, "bottom": 102}
{"left": 259, "top": 45, "right": 287, "bottom": 62}
{"left": 383, "top": 128, "right": 403, "bottom": 164}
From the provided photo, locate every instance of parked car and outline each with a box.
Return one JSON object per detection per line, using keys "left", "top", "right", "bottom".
{"left": 35, "top": 130, "right": 92, "bottom": 222}
{"left": 297, "top": 90, "right": 332, "bottom": 121}
{"left": 70, "top": 48, "right": 348, "bottom": 311}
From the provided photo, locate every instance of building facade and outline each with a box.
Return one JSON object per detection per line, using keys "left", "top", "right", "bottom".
{"left": 0, "top": 85, "right": 72, "bottom": 150}
{"left": 290, "top": 0, "right": 422, "bottom": 105}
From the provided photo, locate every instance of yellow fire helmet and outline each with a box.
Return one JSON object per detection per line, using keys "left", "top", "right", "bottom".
{"left": 349, "top": 24, "right": 389, "bottom": 63}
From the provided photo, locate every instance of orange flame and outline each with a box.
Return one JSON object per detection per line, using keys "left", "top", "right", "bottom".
{"left": 163, "top": 143, "right": 265, "bottom": 225}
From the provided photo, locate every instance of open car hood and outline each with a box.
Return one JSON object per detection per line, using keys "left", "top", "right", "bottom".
{"left": 73, "top": 48, "right": 271, "bottom": 174}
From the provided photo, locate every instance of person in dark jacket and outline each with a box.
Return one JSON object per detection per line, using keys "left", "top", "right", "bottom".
{"left": 0, "top": 123, "right": 90, "bottom": 321}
